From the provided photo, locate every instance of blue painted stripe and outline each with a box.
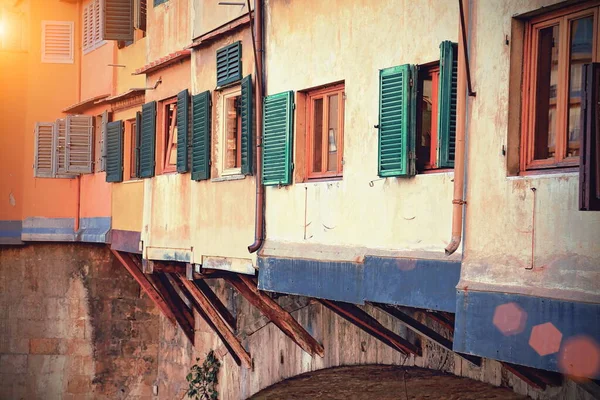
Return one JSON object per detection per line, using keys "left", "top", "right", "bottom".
{"left": 363, "top": 256, "right": 460, "bottom": 313}
{"left": 454, "top": 289, "right": 600, "bottom": 379}
{"left": 258, "top": 257, "right": 364, "bottom": 304}
{"left": 77, "top": 217, "right": 111, "bottom": 243}
{"left": 258, "top": 255, "right": 459, "bottom": 312}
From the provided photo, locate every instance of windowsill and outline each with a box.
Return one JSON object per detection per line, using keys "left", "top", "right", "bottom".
{"left": 513, "top": 167, "right": 578, "bottom": 178}
{"left": 212, "top": 174, "right": 245, "bottom": 182}
{"left": 124, "top": 179, "right": 144, "bottom": 184}
{"left": 303, "top": 176, "right": 343, "bottom": 183}
{"left": 418, "top": 168, "right": 454, "bottom": 175}
{"left": 215, "top": 80, "right": 241, "bottom": 91}
{"left": 83, "top": 40, "right": 107, "bottom": 56}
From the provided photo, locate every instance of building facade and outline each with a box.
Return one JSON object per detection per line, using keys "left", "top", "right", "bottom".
{"left": 0, "top": 0, "right": 599, "bottom": 398}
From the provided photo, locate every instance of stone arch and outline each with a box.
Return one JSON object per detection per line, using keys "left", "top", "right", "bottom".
{"left": 249, "top": 365, "right": 527, "bottom": 399}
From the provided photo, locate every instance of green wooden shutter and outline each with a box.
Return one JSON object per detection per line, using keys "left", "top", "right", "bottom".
{"left": 216, "top": 41, "right": 242, "bottom": 87}
{"left": 191, "top": 91, "right": 211, "bottom": 181}
{"left": 139, "top": 101, "right": 156, "bottom": 178}
{"left": 135, "top": 111, "right": 141, "bottom": 177}
{"left": 378, "top": 64, "right": 416, "bottom": 177}
{"left": 176, "top": 89, "right": 190, "bottom": 173}
{"left": 438, "top": 41, "right": 458, "bottom": 168}
{"left": 105, "top": 120, "right": 124, "bottom": 182}
{"left": 262, "top": 91, "right": 294, "bottom": 186}
{"left": 241, "top": 75, "right": 253, "bottom": 175}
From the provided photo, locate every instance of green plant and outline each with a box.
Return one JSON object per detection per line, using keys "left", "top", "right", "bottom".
{"left": 186, "top": 350, "right": 222, "bottom": 400}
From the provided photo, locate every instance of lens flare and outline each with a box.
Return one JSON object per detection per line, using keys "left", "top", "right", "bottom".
{"left": 492, "top": 302, "right": 527, "bottom": 336}
{"left": 528, "top": 322, "right": 562, "bottom": 356}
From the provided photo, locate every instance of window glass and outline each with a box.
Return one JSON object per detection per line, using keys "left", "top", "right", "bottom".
{"left": 312, "top": 98, "right": 323, "bottom": 173}
{"left": 225, "top": 95, "right": 241, "bottom": 170}
{"left": 567, "top": 16, "right": 593, "bottom": 158}
{"left": 327, "top": 94, "right": 339, "bottom": 172}
{"left": 533, "top": 24, "right": 559, "bottom": 161}
{"left": 130, "top": 121, "right": 137, "bottom": 178}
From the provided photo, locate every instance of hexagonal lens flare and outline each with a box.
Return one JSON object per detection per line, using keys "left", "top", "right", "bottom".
{"left": 492, "top": 302, "right": 527, "bottom": 336}
{"left": 528, "top": 322, "right": 562, "bottom": 356}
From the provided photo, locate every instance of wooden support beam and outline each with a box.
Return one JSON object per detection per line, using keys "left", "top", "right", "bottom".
{"left": 109, "top": 248, "right": 177, "bottom": 326}
{"left": 225, "top": 274, "right": 325, "bottom": 358}
{"left": 151, "top": 261, "right": 186, "bottom": 275}
{"left": 193, "top": 279, "right": 237, "bottom": 330}
{"left": 426, "top": 311, "right": 455, "bottom": 331}
{"left": 375, "top": 303, "right": 481, "bottom": 366}
{"left": 174, "top": 274, "right": 251, "bottom": 368}
{"left": 502, "top": 362, "right": 551, "bottom": 390}
{"left": 149, "top": 273, "right": 195, "bottom": 343}
{"left": 320, "top": 299, "right": 421, "bottom": 357}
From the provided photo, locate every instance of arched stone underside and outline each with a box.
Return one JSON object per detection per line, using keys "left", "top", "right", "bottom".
{"left": 249, "top": 365, "right": 527, "bottom": 399}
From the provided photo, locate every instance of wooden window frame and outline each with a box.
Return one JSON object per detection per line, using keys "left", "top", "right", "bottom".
{"left": 158, "top": 97, "right": 178, "bottom": 174}
{"left": 416, "top": 63, "right": 441, "bottom": 171}
{"left": 127, "top": 118, "right": 138, "bottom": 180}
{"left": 305, "top": 83, "right": 345, "bottom": 180}
{"left": 521, "top": 3, "right": 600, "bottom": 172}
{"left": 220, "top": 87, "right": 243, "bottom": 176}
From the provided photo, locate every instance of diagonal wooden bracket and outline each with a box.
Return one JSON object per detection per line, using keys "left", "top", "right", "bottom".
{"left": 225, "top": 274, "right": 325, "bottom": 358}
{"left": 193, "top": 279, "right": 237, "bottom": 330}
{"left": 150, "top": 272, "right": 195, "bottom": 344}
{"left": 110, "top": 248, "right": 178, "bottom": 326}
{"left": 375, "top": 303, "right": 480, "bottom": 366}
{"left": 320, "top": 299, "right": 421, "bottom": 357}
{"left": 173, "top": 273, "right": 252, "bottom": 368}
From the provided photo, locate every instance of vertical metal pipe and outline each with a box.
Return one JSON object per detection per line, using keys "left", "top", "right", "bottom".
{"left": 445, "top": 0, "right": 470, "bottom": 255}
{"left": 248, "top": 0, "right": 264, "bottom": 253}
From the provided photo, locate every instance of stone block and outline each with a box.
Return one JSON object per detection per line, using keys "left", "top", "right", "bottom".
{"left": 131, "top": 320, "right": 159, "bottom": 342}
{"left": 66, "top": 339, "right": 93, "bottom": 357}
{"left": 110, "top": 298, "right": 137, "bottom": 321}
{"left": 27, "top": 355, "right": 67, "bottom": 375}
{"left": 45, "top": 297, "right": 70, "bottom": 320}
{"left": 65, "top": 355, "right": 94, "bottom": 376}
{"left": 9, "top": 297, "right": 44, "bottom": 320}
{"left": 67, "top": 375, "right": 92, "bottom": 394}
{"left": 0, "top": 354, "right": 27, "bottom": 374}
{"left": 29, "top": 338, "right": 64, "bottom": 355}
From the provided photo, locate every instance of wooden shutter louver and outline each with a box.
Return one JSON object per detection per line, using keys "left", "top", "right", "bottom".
{"left": 216, "top": 41, "right": 242, "bottom": 87}
{"left": 241, "top": 75, "right": 253, "bottom": 175}
{"left": 83, "top": 4, "right": 91, "bottom": 51}
{"left": 191, "top": 91, "right": 211, "bottom": 181}
{"left": 438, "top": 41, "right": 458, "bottom": 168}
{"left": 65, "top": 115, "right": 94, "bottom": 174}
{"left": 139, "top": 101, "right": 157, "bottom": 178}
{"left": 99, "top": 110, "right": 110, "bottom": 171}
{"left": 106, "top": 120, "right": 124, "bottom": 182}
{"left": 262, "top": 91, "right": 294, "bottom": 186}
{"left": 41, "top": 21, "right": 74, "bottom": 63}
{"left": 55, "top": 118, "right": 68, "bottom": 175}
{"left": 102, "top": 0, "right": 134, "bottom": 41}
{"left": 378, "top": 64, "right": 416, "bottom": 177}
{"left": 93, "top": 0, "right": 102, "bottom": 46}
{"left": 34, "top": 122, "right": 55, "bottom": 178}
{"left": 134, "top": 0, "right": 147, "bottom": 31}
{"left": 135, "top": 111, "right": 142, "bottom": 177}
{"left": 580, "top": 63, "right": 600, "bottom": 211}
{"left": 176, "top": 89, "right": 190, "bottom": 173}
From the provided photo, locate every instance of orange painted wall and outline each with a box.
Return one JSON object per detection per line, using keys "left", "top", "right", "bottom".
{"left": 81, "top": 43, "right": 116, "bottom": 100}
{"left": 20, "top": 0, "right": 81, "bottom": 219}
{"left": 147, "top": 0, "right": 189, "bottom": 61}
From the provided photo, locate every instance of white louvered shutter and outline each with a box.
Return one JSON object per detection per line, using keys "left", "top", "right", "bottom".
{"left": 34, "top": 122, "right": 56, "bottom": 177}
{"left": 82, "top": 4, "right": 91, "bottom": 52}
{"left": 94, "top": 0, "right": 102, "bottom": 47}
{"left": 41, "top": 21, "right": 74, "bottom": 63}
{"left": 54, "top": 118, "right": 68, "bottom": 175}
{"left": 102, "top": 0, "right": 134, "bottom": 41}
{"left": 66, "top": 115, "right": 94, "bottom": 174}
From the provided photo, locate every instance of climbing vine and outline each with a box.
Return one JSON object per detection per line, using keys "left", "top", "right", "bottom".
{"left": 186, "top": 350, "right": 222, "bottom": 400}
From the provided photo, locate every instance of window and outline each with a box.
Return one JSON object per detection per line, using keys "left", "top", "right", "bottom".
{"left": 191, "top": 91, "right": 212, "bottom": 181}
{"left": 83, "top": 0, "right": 102, "bottom": 53}
{"left": 105, "top": 120, "right": 124, "bottom": 183}
{"left": 522, "top": 4, "right": 599, "bottom": 171}
{"left": 41, "top": 21, "right": 73, "bottom": 63}
{"left": 134, "top": 0, "right": 147, "bottom": 32}
{"left": 33, "top": 115, "right": 94, "bottom": 177}
{"left": 139, "top": 101, "right": 157, "bottom": 178}
{"left": 161, "top": 97, "right": 178, "bottom": 173}
{"left": 154, "top": 0, "right": 168, "bottom": 6}
{"left": 306, "top": 84, "right": 344, "bottom": 179}
{"left": 377, "top": 41, "right": 457, "bottom": 177}
{"left": 579, "top": 62, "right": 600, "bottom": 211}
{"left": 222, "top": 89, "right": 242, "bottom": 174}
{"left": 416, "top": 63, "right": 440, "bottom": 171}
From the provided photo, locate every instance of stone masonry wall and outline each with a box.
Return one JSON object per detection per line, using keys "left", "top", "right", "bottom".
{"left": 0, "top": 243, "right": 160, "bottom": 400}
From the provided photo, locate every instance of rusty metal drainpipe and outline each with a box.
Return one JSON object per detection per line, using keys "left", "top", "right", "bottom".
{"left": 248, "top": 0, "right": 264, "bottom": 253}
{"left": 445, "top": 0, "right": 471, "bottom": 256}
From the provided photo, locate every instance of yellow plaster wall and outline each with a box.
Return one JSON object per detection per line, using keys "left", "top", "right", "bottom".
{"left": 147, "top": 0, "right": 190, "bottom": 62}
{"left": 81, "top": 41, "right": 115, "bottom": 100}
{"left": 111, "top": 107, "right": 144, "bottom": 232}
{"left": 192, "top": 0, "right": 254, "bottom": 38}
{"left": 459, "top": 0, "right": 600, "bottom": 300}
{"left": 116, "top": 35, "right": 147, "bottom": 94}
{"left": 264, "top": 0, "right": 458, "bottom": 255}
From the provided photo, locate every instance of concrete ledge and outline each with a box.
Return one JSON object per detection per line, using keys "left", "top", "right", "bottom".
{"left": 453, "top": 289, "right": 600, "bottom": 379}
{"left": 0, "top": 220, "right": 24, "bottom": 245}
{"left": 77, "top": 217, "right": 111, "bottom": 243}
{"left": 22, "top": 217, "right": 77, "bottom": 242}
